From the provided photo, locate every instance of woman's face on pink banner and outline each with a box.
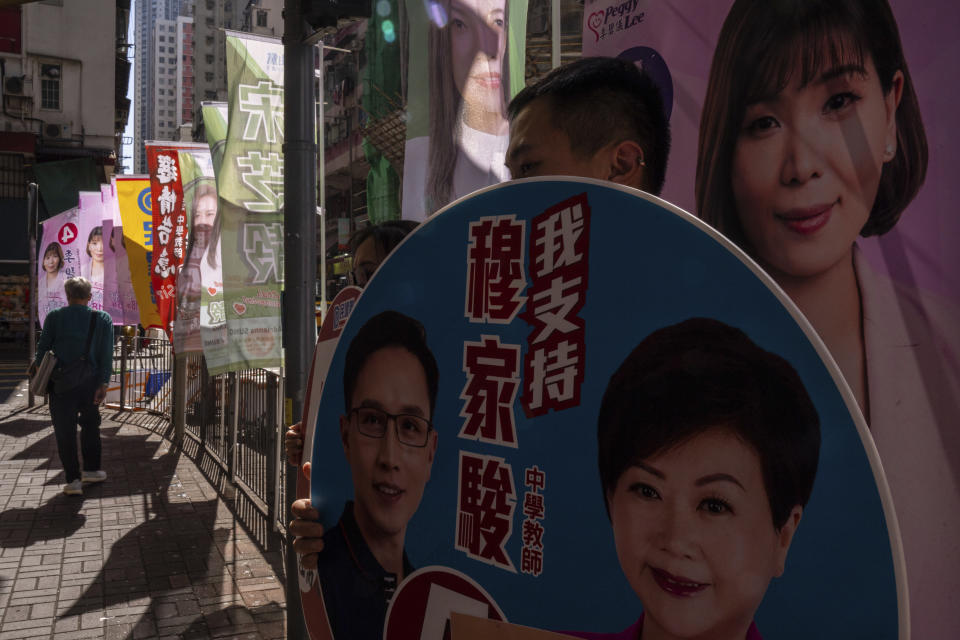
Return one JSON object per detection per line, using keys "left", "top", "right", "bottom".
{"left": 730, "top": 52, "right": 902, "bottom": 281}
{"left": 450, "top": 0, "right": 507, "bottom": 119}
{"left": 43, "top": 249, "right": 61, "bottom": 274}
{"left": 88, "top": 236, "right": 104, "bottom": 263}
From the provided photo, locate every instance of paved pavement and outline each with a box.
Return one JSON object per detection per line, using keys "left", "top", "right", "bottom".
{"left": 0, "top": 368, "right": 287, "bottom": 639}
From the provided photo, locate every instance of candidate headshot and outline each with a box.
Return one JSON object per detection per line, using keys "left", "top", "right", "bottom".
{"left": 400, "top": 0, "right": 513, "bottom": 220}
{"left": 596, "top": 318, "right": 820, "bottom": 640}
{"left": 319, "top": 310, "right": 440, "bottom": 639}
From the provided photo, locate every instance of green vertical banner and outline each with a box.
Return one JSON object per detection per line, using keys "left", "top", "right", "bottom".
{"left": 218, "top": 32, "right": 284, "bottom": 371}
{"left": 200, "top": 102, "right": 232, "bottom": 373}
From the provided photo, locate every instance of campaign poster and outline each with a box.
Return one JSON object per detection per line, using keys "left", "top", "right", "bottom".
{"left": 108, "top": 177, "right": 141, "bottom": 326}
{"left": 146, "top": 142, "right": 189, "bottom": 340}
{"left": 174, "top": 148, "right": 217, "bottom": 354}
{"left": 116, "top": 175, "right": 162, "bottom": 329}
{"left": 37, "top": 208, "right": 78, "bottom": 326}
{"left": 76, "top": 191, "right": 106, "bottom": 312}
{"left": 581, "top": 2, "right": 960, "bottom": 633}
{"left": 200, "top": 102, "right": 231, "bottom": 373}
{"left": 100, "top": 184, "right": 120, "bottom": 322}
{"left": 400, "top": 0, "right": 528, "bottom": 221}
{"left": 301, "top": 179, "right": 904, "bottom": 639}
{"left": 217, "top": 32, "right": 284, "bottom": 372}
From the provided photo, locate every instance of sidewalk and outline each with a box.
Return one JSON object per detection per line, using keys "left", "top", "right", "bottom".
{"left": 0, "top": 381, "right": 287, "bottom": 639}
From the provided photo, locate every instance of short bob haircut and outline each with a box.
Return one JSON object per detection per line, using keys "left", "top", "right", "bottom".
{"left": 696, "top": 0, "right": 927, "bottom": 248}
{"left": 427, "top": 0, "right": 512, "bottom": 213}
{"left": 64, "top": 276, "right": 93, "bottom": 301}
{"left": 342, "top": 310, "right": 440, "bottom": 419}
{"left": 86, "top": 226, "right": 103, "bottom": 257}
{"left": 597, "top": 318, "right": 820, "bottom": 531}
{"left": 348, "top": 219, "right": 419, "bottom": 257}
{"left": 508, "top": 56, "right": 671, "bottom": 196}
{"left": 42, "top": 242, "right": 64, "bottom": 271}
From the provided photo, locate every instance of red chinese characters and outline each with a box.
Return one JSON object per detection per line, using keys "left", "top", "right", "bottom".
{"left": 456, "top": 452, "right": 517, "bottom": 572}
{"left": 465, "top": 215, "right": 527, "bottom": 324}
{"left": 458, "top": 335, "right": 521, "bottom": 448}
{"left": 520, "top": 466, "right": 546, "bottom": 576}
{"left": 147, "top": 145, "right": 190, "bottom": 342}
{"left": 522, "top": 194, "right": 591, "bottom": 416}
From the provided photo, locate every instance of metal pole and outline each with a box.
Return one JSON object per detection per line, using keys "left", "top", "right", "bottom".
{"left": 27, "top": 183, "right": 38, "bottom": 407}
{"left": 316, "top": 45, "right": 326, "bottom": 314}
{"left": 119, "top": 335, "right": 128, "bottom": 409}
{"left": 283, "top": 1, "right": 316, "bottom": 636}
{"left": 551, "top": 0, "right": 561, "bottom": 69}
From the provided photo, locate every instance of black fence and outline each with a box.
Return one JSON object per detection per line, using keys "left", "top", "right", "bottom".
{"left": 109, "top": 338, "right": 286, "bottom": 534}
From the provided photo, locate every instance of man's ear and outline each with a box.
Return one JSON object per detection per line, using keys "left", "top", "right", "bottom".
{"left": 607, "top": 140, "right": 647, "bottom": 190}
{"left": 773, "top": 505, "right": 803, "bottom": 577}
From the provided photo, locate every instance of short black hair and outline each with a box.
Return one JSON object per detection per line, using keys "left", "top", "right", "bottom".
{"left": 342, "top": 310, "right": 439, "bottom": 419}
{"left": 597, "top": 318, "right": 820, "bottom": 530}
{"left": 348, "top": 220, "right": 419, "bottom": 256}
{"left": 508, "top": 57, "right": 671, "bottom": 195}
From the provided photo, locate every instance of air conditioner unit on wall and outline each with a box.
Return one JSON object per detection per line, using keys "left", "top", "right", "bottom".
{"left": 44, "top": 123, "right": 71, "bottom": 139}
{"left": 4, "top": 76, "right": 25, "bottom": 96}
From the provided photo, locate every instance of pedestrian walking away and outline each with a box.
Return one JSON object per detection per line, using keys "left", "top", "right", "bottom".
{"left": 28, "top": 276, "right": 114, "bottom": 496}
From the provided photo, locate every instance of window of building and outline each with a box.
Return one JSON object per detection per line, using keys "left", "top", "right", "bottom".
{"left": 257, "top": 10, "right": 268, "bottom": 27}
{"left": 205, "top": 54, "right": 214, "bottom": 64}
{"left": 159, "top": 36, "right": 166, "bottom": 42}
{"left": 40, "top": 63, "right": 61, "bottom": 110}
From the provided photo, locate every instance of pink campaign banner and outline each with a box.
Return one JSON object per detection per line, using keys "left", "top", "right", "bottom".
{"left": 37, "top": 208, "right": 78, "bottom": 326}
{"left": 108, "top": 178, "right": 141, "bottom": 326}
{"left": 101, "top": 184, "right": 120, "bottom": 322}
{"left": 581, "top": 1, "right": 960, "bottom": 635}
{"left": 77, "top": 191, "right": 106, "bottom": 312}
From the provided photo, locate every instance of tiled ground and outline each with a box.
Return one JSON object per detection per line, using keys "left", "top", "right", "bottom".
{"left": 0, "top": 381, "right": 286, "bottom": 639}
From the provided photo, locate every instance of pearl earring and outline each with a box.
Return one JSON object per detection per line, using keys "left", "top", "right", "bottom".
{"left": 885, "top": 143, "right": 895, "bottom": 158}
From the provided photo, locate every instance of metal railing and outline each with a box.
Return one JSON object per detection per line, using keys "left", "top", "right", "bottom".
{"left": 111, "top": 338, "right": 286, "bottom": 534}
{"left": 110, "top": 335, "right": 175, "bottom": 414}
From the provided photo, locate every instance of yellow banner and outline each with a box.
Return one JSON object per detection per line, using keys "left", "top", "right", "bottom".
{"left": 116, "top": 176, "right": 162, "bottom": 328}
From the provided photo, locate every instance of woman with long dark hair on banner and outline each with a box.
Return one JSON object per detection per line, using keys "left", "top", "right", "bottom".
{"left": 403, "top": 0, "right": 512, "bottom": 219}
{"left": 696, "top": 0, "right": 959, "bottom": 634}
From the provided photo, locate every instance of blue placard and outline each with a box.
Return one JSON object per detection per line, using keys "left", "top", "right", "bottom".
{"left": 306, "top": 179, "right": 901, "bottom": 639}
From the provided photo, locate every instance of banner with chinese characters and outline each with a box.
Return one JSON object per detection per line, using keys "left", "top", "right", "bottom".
{"left": 173, "top": 149, "right": 217, "bottom": 354}
{"left": 217, "top": 32, "right": 284, "bottom": 372}
{"left": 302, "top": 179, "right": 904, "bottom": 639}
{"left": 146, "top": 141, "right": 209, "bottom": 342}
{"left": 581, "top": 3, "right": 960, "bottom": 633}
{"left": 400, "top": 0, "right": 528, "bottom": 221}
{"left": 116, "top": 175, "right": 162, "bottom": 329}
{"left": 37, "top": 207, "right": 79, "bottom": 326}
{"left": 200, "top": 101, "right": 231, "bottom": 372}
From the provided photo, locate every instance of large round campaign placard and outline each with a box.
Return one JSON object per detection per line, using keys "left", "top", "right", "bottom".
{"left": 302, "top": 179, "right": 904, "bottom": 639}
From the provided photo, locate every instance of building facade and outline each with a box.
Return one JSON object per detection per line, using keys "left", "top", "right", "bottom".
{"left": 133, "top": 0, "right": 190, "bottom": 173}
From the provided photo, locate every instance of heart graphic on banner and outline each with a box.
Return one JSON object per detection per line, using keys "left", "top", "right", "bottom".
{"left": 233, "top": 302, "right": 247, "bottom": 316}
{"left": 587, "top": 11, "right": 604, "bottom": 42}
{"left": 207, "top": 287, "right": 218, "bottom": 296}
